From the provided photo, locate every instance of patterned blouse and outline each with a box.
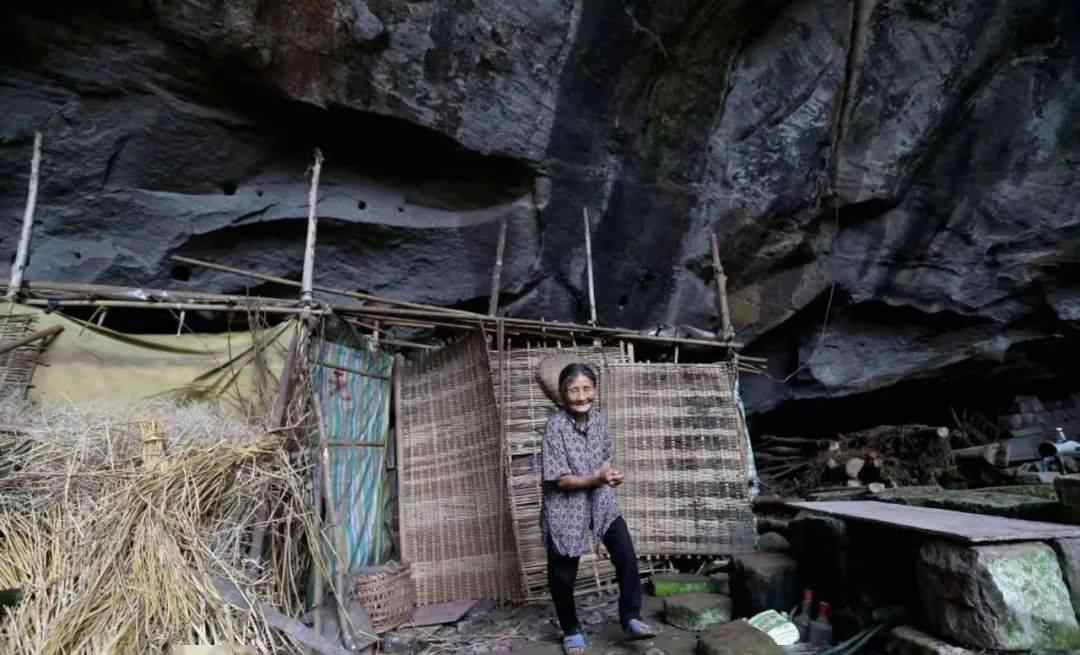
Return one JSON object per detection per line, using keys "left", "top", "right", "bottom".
{"left": 540, "top": 408, "right": 620, "bottom": 557}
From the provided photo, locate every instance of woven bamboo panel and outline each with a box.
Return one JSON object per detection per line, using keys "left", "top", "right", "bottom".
{"left": 352, "top": 564, "right": 415, "bottom": 633}
{"left": 606, "top": 362, "right": 756, "bottom": 556}
{"left": 397, "top": 333, "right": 518, "bottom": 605}
{"left": 490, "top": 345, "right": 632, "bottom": 602}
{"left": 0, "top": 313, "right": 40, "bottom": 400}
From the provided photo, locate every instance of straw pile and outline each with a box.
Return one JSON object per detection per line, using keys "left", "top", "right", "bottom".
{"left": 0, "top": 398, "right": 321, "bottom": 654}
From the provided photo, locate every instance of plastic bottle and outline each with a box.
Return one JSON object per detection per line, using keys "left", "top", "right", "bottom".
{"left": 809, "top": 600, "right": 833, "bottom": 647}
{"left": 793, "top": 589, "right": 813, "bottom": 642}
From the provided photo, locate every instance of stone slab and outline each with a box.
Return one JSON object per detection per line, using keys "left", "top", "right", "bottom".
{"left": 784, "top": 501, "right": 1080, "bottom": 542}
{"left": 876, "top": 488, "right": 1062, "bottom": 521}
{"left": 651, "top": 573, "right": 723, "bottom": 598}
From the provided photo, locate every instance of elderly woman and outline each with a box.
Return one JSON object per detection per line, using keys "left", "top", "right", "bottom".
{"left": 541, "top": 362, "right": 655, "bottom": 655}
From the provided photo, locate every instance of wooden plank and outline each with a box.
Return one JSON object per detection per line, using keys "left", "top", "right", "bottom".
{"left": 785, "top": 500, "right": 1080, "bottom": 543}
{"left": 407, "top": 600, "right": 478, "bottom": 627}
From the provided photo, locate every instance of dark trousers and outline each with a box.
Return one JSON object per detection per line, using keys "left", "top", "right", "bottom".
{"left": 547, "top": 516, "right": 642, "bottom": 634}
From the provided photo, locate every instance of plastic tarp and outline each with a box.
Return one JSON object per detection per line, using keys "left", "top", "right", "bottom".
{"left": 312, "top": 340, "right": 394, "bottom": 573}
{"left": 3, "top": 303, "right": 292, "bottom": 415}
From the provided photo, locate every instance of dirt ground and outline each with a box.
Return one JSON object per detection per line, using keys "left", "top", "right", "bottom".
{"left": 385, "top": 593, "right": 699, "bottom": 655}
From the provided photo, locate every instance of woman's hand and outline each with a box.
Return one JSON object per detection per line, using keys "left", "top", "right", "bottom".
{"left": 596, "top": 463, "right": 624, "bottom": 487}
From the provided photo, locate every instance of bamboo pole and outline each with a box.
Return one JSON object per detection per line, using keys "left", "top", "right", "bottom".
{"left": 709, "top": 229, "right": 735, "bottom": 341}
{"left": 7, "top": 132, "right": 42, "bottom": 300}
{"left": 169, "top": 254, "right": 742, "bottom": 345}
{"left": 20, "top": 298, "right": 324, "bottom": 315}
{"left": 312, "top": 390, "right": 370, "bottom": 649}
{"left": 14, "top": 279, "right": 297, "bottom": 307}
{"left": 301, "top": 148, "right": 324, "bottom": 306}
{"left": 0, "top": 325, "right": 62, "bottom": 356}
{"left": 583, "top": 208, "right": 598, "bottom": 325}
{"left": 170, "top": 255, "right": 482, "bottom": 319}
{"left": 488, "top": 217, "right": 508, "bottom": 316}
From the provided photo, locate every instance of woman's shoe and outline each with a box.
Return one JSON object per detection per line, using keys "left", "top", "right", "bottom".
{"left": 624, "top": 618, "right": 656, "bottom": 640}
{"left": 562, "top": 633, "right": 587, "bottom": 655}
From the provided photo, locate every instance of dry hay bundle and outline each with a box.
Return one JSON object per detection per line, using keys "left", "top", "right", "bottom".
{"left": 0, "top": 399, "right": 322, "bottom": 654}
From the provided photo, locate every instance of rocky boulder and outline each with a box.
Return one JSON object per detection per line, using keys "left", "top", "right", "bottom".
{"left": 698, "top": 620, "right": 782, "bottom": 655}
{"left": 2, "top": 1, "right": 1079, "bottom": 424}
{"left": 915, "top": 540, "right": 1080, "bottom": 651}
{"left": 731, "top": 553, "right": 799, "bottom": 617}
{"left": 664, "top": 593, "right": 732, "bottom": 631}
{"left": 1051, "top": 537, "right": 1080, "bottom": 622}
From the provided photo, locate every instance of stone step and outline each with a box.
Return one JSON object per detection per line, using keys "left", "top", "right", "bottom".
{"left": 663, "top": 592, "right": 732, "bottom": 631}
{"left": 650, "top": 573, "right": 725, "bottom": 597}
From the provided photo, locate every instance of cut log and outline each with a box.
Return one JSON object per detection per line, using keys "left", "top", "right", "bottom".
{"left": 845, "top": 457, "right": 866, "bottom": 480}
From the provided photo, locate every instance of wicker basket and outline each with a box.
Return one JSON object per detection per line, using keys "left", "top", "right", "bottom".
{"left": 352, "top": 563, "right": 416, "bottom": 634}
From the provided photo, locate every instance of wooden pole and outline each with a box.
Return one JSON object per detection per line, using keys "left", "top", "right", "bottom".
{"left": 7, "top": 132, "right": 42, "bottom": 300}
{"left": 583, "top": 208, "right": 598, "bottom": 325}
{"left": 301, "top": 149, "right": 324, "bottom": 306}
{"left": 709, "top": 230, "right": 735, "bottom": 341}
{"left": 488, "top": 217, "right": 508, "bottom": 316}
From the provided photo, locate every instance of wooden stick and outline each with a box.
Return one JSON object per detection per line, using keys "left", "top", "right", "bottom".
{"left": 7, "top": 132, "right": 42, "bottom": 300}
{"left": 0, "top": 325, "right": 62, "bottom": 356}
{"left": 709, "top": 229, "right": 735, "bottom": 341}
{"left": 301, "top": 149, "right": 324, "bottom": 305}
{"left": 488, "top": 217, "right": 508, "bottom": 316}
{"left": 583, "top": 208, "right": 598, "bottom": 325}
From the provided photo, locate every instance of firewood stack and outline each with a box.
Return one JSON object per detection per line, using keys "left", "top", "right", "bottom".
{"left": 755, "top": 425, "right": 956, "bottom": 498}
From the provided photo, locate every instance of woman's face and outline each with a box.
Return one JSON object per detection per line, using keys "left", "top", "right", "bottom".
{"left": 562, "top": 374, "right": 596, "bottom": 416}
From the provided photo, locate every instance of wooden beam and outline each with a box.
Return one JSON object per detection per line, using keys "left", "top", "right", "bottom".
{"left": 7, "top": 132, "right": 42, "bottom": 300}
{"left": 488, "top": 217, "right": 508, "bottom": 316}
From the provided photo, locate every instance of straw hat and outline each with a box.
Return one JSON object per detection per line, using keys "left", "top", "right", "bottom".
{"left": 536, "top": 354, "right": 584, "bottom": 405}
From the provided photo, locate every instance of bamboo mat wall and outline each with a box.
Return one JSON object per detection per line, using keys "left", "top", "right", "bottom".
{"left": 0, "top": 312, "right": 40, "bottom": 399}
{"left": 606, "top": 362, "right": 756, "bottom": 556}
{"left": 490, "top": 345, "right": 633, "bottom": 602}
{"left": 397, "top": 332, "right": 518, "bottom": 605}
